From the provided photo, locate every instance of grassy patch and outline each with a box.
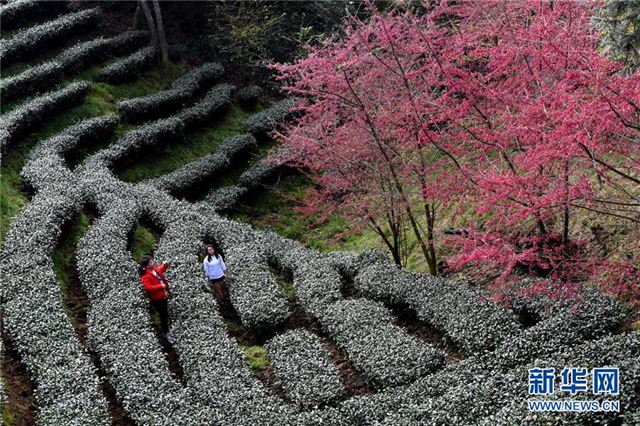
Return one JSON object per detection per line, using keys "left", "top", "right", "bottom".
{"left": 224, "top": 320, "right": 252, "bottom": 344}
{"left": 232, "top": 175, "right": 312, "bottom": 240}
{"left": 224, "top": 321, "right": 271, "bottom": 371}
{"left": 83, "top": 61, "right": 186, "bottom": 101}
{"left": 223, "top": 321, "right": 271, "bottom": 372}
{"left": 129, "top": 224, "right": 158, "bottom": 261}
{"left": 240, "top": 345, "right": 270, "bottom": 372}
{"left": 51, "top": 212, "right": 92, "bottom": 322}
{"left": 0, "top": 171, "right": 29, "bottom": 247}
{"left": 231, "top": 174, "right": 401, "bottom": 266}
{"left": 117, "top": 103, "right": 256, "bottom": 182}
{"left": 269, "top": 269, "right": 296, "bottom": 301}
{"left": 2, "top": 404, "right": 14, "bottom": 426}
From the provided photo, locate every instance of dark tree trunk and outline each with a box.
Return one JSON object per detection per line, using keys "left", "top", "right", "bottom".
{"left": 151, "top": 0, "right": 169, "bottom": 63}
{"left": 133, "top": 3, "right": 143, "bottom": 30}
{"left": 139, "top": 0, "right": 158, "bottom": 49}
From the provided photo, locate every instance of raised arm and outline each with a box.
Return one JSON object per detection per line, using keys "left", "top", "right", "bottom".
{"left": 157, "top": 262, "right": 169, "bottom": 274}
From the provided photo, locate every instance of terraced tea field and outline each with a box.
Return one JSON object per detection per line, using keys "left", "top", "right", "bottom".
{"left": 1, "top": 1, "right": 638, "bottom": 425}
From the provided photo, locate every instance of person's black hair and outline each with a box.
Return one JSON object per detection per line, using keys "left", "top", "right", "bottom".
{"left": 138, "top": 254, "right": 153, "bottom": 276}
{"left": 205, "top": 243, "right": 222, "bottom": 262}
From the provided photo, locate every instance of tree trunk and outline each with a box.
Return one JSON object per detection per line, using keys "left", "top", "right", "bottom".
{"left": 151, "top": 0, "right": 170, "bottom": 63}
{"left": 369, "top": 216, "right": 402, "bottom": 266}
{"left": 138, "top": 0, "right": 158, "bottom": 49}
{"left": 133, "top": 3, "right": 143, "bottom": 29}
{"left": 425, "top": 203, "right": 438, "bottom": 275}
{"left": 562, "top": 160, "right": 570, "bottom": 250}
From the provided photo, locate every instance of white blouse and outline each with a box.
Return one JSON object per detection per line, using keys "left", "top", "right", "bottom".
{"left": 203, "top": 255, "right": 226, "bottom": 279}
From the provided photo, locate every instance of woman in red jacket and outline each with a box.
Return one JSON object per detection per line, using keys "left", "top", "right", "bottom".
{"left": 138, "top": 255, "right": 175, "bottom": 344}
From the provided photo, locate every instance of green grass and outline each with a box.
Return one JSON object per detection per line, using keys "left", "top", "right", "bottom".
{"left": 51, "top": 212, "right": 92, "bottom": 321}
{"left": 117, "top": 103, "right": 257, "bottom": 182}
{"left": 129, "top": 224, "right": 158, "bottom": 261}
{"left": 83, "top": 61, "right": 186, "bottom": 101}
{"left": 0, "top": 171, "right": 29, "bottom": 247}
{"left": 269, "top": 268, "right": 296, "bottom": 301}
{"left": 230, "top": 174, "right": 412, "bottom": 269}
{"left": 240, "top": 345, "right": 270, "bottom": 372}
{"left": 2, "top": 404, "right": 14, "bottom": 426}
{"left": 223, "top": 321, "right": 270, "bottom": 371}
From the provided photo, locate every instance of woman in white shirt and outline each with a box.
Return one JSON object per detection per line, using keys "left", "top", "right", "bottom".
{"left": 203, "top": 244, "right": 227, "bottom": 301}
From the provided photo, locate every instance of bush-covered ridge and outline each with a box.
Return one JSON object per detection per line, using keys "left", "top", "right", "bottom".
{"left": 0, "top": 31, "right": 149, "bottom": 104}
{"left": 117, "top": 62, "right": 224, "bottom": 122}
{"left": 0, "top": 0, "right": 68, "bottom": 32}
{"left": 265, "top": 329, "right": 344, "bottom": 408}
{"left": 0, "top": 7, "right": 101, "bottom": 67}
{"left": 97, "top": 45, "right": 158, "bottom": 84}
{"left": 0, "top": 81, "right": 90, "bottom": 151}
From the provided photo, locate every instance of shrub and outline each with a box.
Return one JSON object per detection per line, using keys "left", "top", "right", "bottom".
{"left": 0, "top": 31, "right": 149, "bottom": 104}
{"left": 0, "top": 81, "right": 89, "bottom": 151}
{"left": 0, "top": 8, "right": 101, "bottom": 66}
{"left": 244, "top": 98, "right": 295, "bottom": 134}
{"left": 235, "top": 85, "right": 263, "bottom": 105}
{"left": 118, "top": 62, "right": 224, "bottom": 122}
{"left": 317, "top": 298, "right": 444, "bottom": 387}
{"left": 97, "top": 45, "right": 157, "bottom": 84}
{"left": 57, "top": 30, "right": 150, "bottom": 74}
{"left": 0, "top": 0, "right": 67, "bottom": 32}
{"left": 21, "top": 115, "right": 119, "bottom": 190}
{"left": 224, "top": 242, "right": 291, "bottom": 332}
{"left": 1, "top": 178, "right": 112, "bottom": 424}
{"left": 0, "top": 61, "right": 63, "bottom": 104}
{"left": 266, "top": 329, "right": 344, "bottom": 408}
{"left": 75, "top": 197, "right": 198, "bottom": 424}
{"left": 132, "top": 188, "right": 295, "bottom": 424}
{"left": 97, "top": 117, "right": 184, "bottom": 166}
{"left": 353, "top": 262, "right": 521, "bottom": 355}
{"left": 87, "top": 86, "right": 232, "bottom": 168}
{"left": 102, "top": 30, "right": 150, "bottom": 57}
{"left": 2, "top": 213, "right": 113, "bottom": 425}
{"left": 202, "top": 157, "right": 283, "bottom": 212}
{"left": 149, "top": 134, "right": 256, "bottom": 193}
{"left": 177, "top": 83, "right": 235, "bottom": 129}
{"left": 236, "top": 160, "right": 280, "bottom": 189}
{"left": 204, "top": 186, "right": 248, "bottom": 211}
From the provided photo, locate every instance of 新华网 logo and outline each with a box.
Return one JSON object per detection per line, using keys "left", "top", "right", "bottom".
{"left": 527, "top": 367, "right": 620, "bottom": 413}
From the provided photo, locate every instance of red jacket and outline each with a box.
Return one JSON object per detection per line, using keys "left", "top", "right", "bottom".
{"left": 140, "top": 263, "right": 170, "bottom": 301}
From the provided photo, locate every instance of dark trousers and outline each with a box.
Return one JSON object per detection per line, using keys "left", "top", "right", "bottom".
{"left": 150, "top": 299, "right": 169, "bottom": 334}
{"left": 209, "top": 277, "right": 226, "bottom": 302}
